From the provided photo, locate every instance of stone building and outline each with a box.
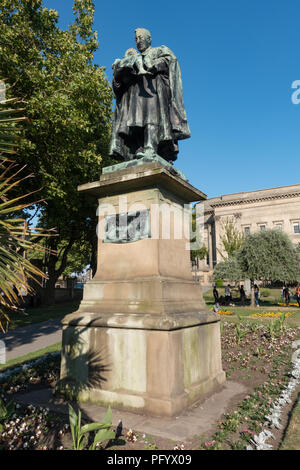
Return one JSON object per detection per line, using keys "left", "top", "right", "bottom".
{"left": 196, "top": 183, "right": 300, "bottom": 284}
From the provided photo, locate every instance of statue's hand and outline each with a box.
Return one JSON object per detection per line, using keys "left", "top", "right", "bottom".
{"left": 144, "top": 64, "right": 156, "bottom": 75}
{"left": 138, "top": 70, "right": 154, "bottom": 76}
{"left": 143, "top": 55, "right": 152, "bottom": 68}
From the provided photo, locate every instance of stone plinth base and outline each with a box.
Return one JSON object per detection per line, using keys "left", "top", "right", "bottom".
{"left": 59, "top": 160, "right": 225, "bottom": 417}
{"left": 60, "top": 312, "right": 225, "bottom": 417}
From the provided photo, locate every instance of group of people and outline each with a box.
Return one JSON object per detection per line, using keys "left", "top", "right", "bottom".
{"left": 213, "top": 284, "right": 246, "bottom": 307}
{"left": 213, "top": 283, "right": 300, "bottom": 312}
{"left": 281, "top": 285, "right": 300, "bottom": 307}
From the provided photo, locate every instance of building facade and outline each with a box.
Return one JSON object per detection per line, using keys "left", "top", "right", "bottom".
{"left": 197, "top": 183, "right": 300, "bottom": 283}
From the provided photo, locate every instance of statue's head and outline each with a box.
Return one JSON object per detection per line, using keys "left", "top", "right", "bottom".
{"left": 135, "top": 28, "right": 152, "bottom": 52}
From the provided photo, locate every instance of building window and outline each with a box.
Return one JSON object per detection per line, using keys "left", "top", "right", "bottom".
{"left": 244, "top": 226, "right": 250, "bottom": 235}
{"left": 274, "top": 223, "right": 283, "bottom": 231}
{"left": 259, "top": 225, "right": 266, "bottom": 231}
{"left": 294, "top": 222, "right": 300, "bottom": 234}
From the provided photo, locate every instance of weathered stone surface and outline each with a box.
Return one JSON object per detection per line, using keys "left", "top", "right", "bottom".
{"left": 102, "top": 155, "right": 187, "bottom": 181}
{"left": 60, "top": 321, "right": 225, "bottom": 417}
{"left": 60, "top": 161, "right": 225, "bottom": 417}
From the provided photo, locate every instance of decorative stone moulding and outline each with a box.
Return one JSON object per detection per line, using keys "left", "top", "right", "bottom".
{"left": 60, "top": 160, "right": 226, "bottom": 417}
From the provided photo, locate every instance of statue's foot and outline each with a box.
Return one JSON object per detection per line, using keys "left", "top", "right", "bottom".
{"left": 136, "top": 147, "right": 157, "bottom": 159}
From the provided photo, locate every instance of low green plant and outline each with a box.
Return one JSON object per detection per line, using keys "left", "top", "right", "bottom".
{"left": 68, "top": 404, "right": 115, "bottom": 450}
{"left": 254, "top": 346, "right": 264, "bottom": 359}
{"left": 268, "top": 320, "right": 276, "bottom": 339}
{"left": 0, "top": 397, "right": 15, "bottom": 431}
{"left": 277, "top": 313, "right": 286, "bottom": 332}
{"left": 229, "top": 440, "right": 247, "bottom": 450}
{"left": 235, "top": 323, "right": 248, "bottom": 345}
{"left": 142, "top": 433, "right": 157, "bottom": 448}
{"left": 250, "top": 322, "right": 259, "bottom": 333}
{"left": 260, "top": 289, "right": 271, "bottom": 298}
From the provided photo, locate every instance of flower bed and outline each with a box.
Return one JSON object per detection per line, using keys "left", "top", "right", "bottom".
{"left": 197, "top": 322, "right": 300, "bottom": 450}
{"left": 218, "top": 310, "right": 234, "bottom": 316}
{"left": 0, "top": 323, "right": 299, "bottom": 450}
{"left": 250, "top": 312, "right": 295, "bottom": 318}
{"left": 278, "top": 303, "right": 299, "bottom": 307}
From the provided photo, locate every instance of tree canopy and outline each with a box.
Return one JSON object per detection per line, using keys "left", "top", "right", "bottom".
{"left": 238, "top": 229, "right": 300, "bottom": 283}
{"left": 0, "top": 0, "right": 114, "bottom": 302}
{"left": 213, "top": 256, "right": 243, "bottom": 284}
{"left": 218, "top": 217, "right": 245, "bottom": 260}
{"left": 214, "top": 229, "right": 300, "bottom": 285}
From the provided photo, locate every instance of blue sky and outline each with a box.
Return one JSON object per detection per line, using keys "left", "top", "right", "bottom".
{"left": 43, "top": 0, "right": 300, "bottom": 198}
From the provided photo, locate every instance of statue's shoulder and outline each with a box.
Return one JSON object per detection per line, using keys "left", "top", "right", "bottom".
{"left": 151, "top": 45, "right": 176, "bottom": 59}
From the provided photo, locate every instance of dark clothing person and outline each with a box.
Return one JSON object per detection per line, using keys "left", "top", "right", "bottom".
{"left": 283, "top": 287, "right": 290, "bottom": 306}
{"left": 296, "top": 285, "right": 300, "bottom": 307}
{"left": 254, "top": 284, "right": 260, "bottom": 307}
{"left": 239, "top": 286, "right": 246, "bottom": 306}
{"left": 213, "top": 287, "right": 219, "bottom": 303}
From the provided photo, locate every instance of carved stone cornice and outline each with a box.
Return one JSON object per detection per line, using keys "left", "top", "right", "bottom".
{"left": 207, "top": 190, "right": 300, "bottom": 208}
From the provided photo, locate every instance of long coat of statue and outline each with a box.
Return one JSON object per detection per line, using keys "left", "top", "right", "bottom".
{"left": 109, "top": 45, "right": 191, "bottom": 163}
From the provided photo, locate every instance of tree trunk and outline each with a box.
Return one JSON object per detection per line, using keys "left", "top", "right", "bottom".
{"left": 90, "top": 233, "right": 98, "bottom": 277}
{"left": 42, "top": 236, "right": 76, "bottom": 306}
{"left": 42, "top": 276, "right": 57, "bottom": 306}
{"left": 250, "top": 283, "right": 255, "bottom": 308}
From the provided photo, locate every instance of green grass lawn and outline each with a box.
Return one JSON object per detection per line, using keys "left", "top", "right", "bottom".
{"left": 4, "top": 288, "right": 300, "bottom": 331}
{"left": 204, "top": 287, "right": 300, "bottom": 326}
{"left": 6, "top": 301, "right": 80, "bottom": 331}
{"left": 0, "top": 342, "right": 62, "bottom": 372}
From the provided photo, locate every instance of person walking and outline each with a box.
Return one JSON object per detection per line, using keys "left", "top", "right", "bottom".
{"left": 281, "top": 285, "right": 285, "bottom": 302}
{"left": 239, "top": 285, "right": 246, "bottom": 306}
{"left": 296, "top": 284, "right": 300, "bottom": 307}
{"left": 213, "top": 285, "right": 219, "bottom": 304}
{"left": 225, "top": 284, "right": 232, "bottom": 305}
{"left": 283, "top": 286, "right": 290, "bottom": 307}
{"left": 254, "top": 284, "right": 260, "bottom": 307}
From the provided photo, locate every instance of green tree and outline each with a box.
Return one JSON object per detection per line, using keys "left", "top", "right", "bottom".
{"left": 214, "top": 229, "right": 300, "bottom": 307}
{"left": 213, "top": 256, "right": 243, "bottom": 284}
{"left": 238, "top": 230, "right": 300, "bottom": 285}
{"left": 59, "top": 238, "right": 91, "bottom": 278}
{"left": 0, "top": 0, "right": 113, "bottom": 304}
{"left": 218, "top": 217, "right": 245, "bottom": 260}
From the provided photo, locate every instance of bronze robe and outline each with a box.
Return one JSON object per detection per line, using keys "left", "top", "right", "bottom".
{"left": 109, "top": 46, "right": 191, "bottom": 162}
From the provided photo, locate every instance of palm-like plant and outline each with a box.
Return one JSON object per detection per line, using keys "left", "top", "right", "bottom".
{"left": 0, "top": 80, "right": 26, "bottom": 155}
{"left": 0, "top": 82, "right": 53, "bottom": 332}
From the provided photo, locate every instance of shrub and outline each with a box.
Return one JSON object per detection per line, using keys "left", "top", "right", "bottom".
{"left": 260, "top": 289, "right": 271, "bottom": 298}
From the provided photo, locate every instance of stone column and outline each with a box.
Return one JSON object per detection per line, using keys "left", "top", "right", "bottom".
{"left": 60, "top": 160, "right": 225, "bottom": 417}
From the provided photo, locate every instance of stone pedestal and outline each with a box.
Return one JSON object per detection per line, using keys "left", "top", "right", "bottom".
{"left": 60, "top": 160, "right": 225, "bottom": 417}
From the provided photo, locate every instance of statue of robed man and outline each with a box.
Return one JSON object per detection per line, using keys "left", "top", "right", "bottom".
{"left": 109, "top": 28, "right": 191, "bottom": 163}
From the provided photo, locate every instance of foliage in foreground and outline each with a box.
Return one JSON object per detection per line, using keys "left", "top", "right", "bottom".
{"left": 0, "top": 90, "right": 53, "bottom": 331}
{"left": 0, "top": 0, "right": 113, "bottom": 303}
{"left": 69, "top": 404, "right": 115, "bottom": 450}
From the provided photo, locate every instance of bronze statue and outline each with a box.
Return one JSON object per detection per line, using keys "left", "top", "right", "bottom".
{"left": 109, "top": 28, "right": 191, "bottom": 163}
